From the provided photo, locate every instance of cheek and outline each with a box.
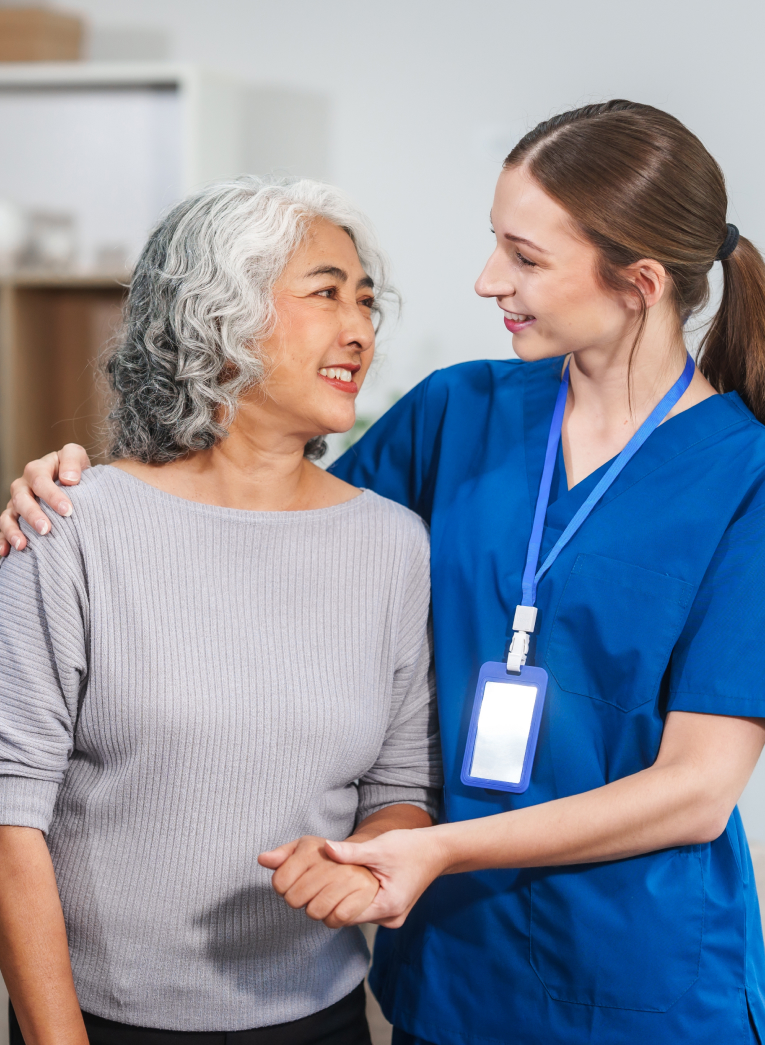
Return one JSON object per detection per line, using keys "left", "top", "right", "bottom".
{"left": 361, "top": 338, "right": 376, "bottom": 373}
{"left": 550, "top": 275, "right": 623, "bottom": 338}
{"left": 268, "top": 316, "right": 329, "bottom": 377}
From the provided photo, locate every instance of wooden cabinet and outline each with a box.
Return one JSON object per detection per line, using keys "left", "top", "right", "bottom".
{"left": 0, "top": 276, "right": 125, "bottom": 494}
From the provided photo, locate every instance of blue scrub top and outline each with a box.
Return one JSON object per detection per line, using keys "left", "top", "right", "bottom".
{"left": 331, "top": 357, "right": 765, "bottom": 1045}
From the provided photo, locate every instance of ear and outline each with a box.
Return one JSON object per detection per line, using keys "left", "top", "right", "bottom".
{"left": 622, "top": 258, "right": 669, "bottom": 311}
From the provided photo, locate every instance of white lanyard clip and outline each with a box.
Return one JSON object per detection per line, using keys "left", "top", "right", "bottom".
{"left": 507, "top": 605, "right": 538, "bottom": 674}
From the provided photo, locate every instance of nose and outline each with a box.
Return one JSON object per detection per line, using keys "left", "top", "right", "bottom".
{"left": 338, "top": 303, "right": 375, "bottom": 355}
{"left": 475, "top": 246, "right": 515, "bottom": 300}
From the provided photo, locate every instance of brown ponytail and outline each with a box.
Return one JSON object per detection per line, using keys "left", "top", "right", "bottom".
{"left": 504, "top": 100, "right": 765, "bottom": 423}
{"left": 700, "top": 236, "right": 765, "bottom": 421}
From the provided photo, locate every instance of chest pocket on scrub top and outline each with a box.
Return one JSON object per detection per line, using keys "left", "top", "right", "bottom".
{"left": 545, "top": 553, "right": 695, "bottom": 712}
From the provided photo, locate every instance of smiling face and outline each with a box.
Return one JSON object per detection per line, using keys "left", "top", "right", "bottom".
{"left": 249, "top": 218, "right": 376, "bottom": 442}
{"left": 475, "top": 165, "right": 644, "bottom": 363}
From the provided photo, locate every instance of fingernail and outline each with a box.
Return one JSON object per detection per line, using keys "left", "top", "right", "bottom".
{"left": 58, "top": 502, "right": 72, "bottom": 517}
{"left": 60, "top": 472, "right": 78, "bottom": 481}
{"left": 12, "top": 537, "right": 22, "bottom": 550}
{"left": 35, "top": 519, "right": 49, "bottom": 535}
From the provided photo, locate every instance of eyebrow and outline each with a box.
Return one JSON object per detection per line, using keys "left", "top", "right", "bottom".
{"left": 505, "top": 234, "right": 550, "bottom": 255}
{"left": 489, "top": 211, "right": 550, "bottom": 255}
{"left": 304, "top": 265, "right": 375, "bottom": 290}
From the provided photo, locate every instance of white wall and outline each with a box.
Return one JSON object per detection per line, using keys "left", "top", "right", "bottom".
{"left": 72, "top": 0, "right": 765, "bottom": 421}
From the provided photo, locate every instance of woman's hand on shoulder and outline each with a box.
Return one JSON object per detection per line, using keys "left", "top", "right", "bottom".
{"left": 259, "top": 835, "right": 380, "bottom": 930}
{"left": 0, "top": 445, "right": 90, "bottom": 556}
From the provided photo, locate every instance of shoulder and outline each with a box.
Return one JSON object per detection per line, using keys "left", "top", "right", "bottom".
{"left": 356, "top": 493, "right": 432, "bottom": 606}
{"left": 50, "top": 463, "right": 126, "bottom": 510}
{"left": 422, "top": 357, "right": 531, "bottom": 399}
{"left": 711, "top": 393, "right": 765, "bottom": 473}
{"left": 15, "top": 466, "right": 125, "bottom": 559}
{"left": 720, "top": 390, "right": 765, "bottom": 436}
{"left": 688, "top": 393, "right": 765, "bottom": 527}
{"left": 351, "top": 491, "right": 430, "bottom": 569}
{"left": 54, "top": 466, "right": 130, "bottom": 531}
{"left": 354, "top": 490, "right": 429, "bottom": 541}
{"left": 1, "top": 471, "right": 121, "bottom": 586}
{"left": 411, "top": 356, "right": 560, "bottom": 426}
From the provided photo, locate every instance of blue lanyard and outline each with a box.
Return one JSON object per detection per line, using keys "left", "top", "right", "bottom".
{"left": 520, "top": 353, "right": 695, "bottom": 608}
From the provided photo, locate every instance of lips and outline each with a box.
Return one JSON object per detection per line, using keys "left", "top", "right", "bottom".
{"left": 318, "top": 365, "right": 359, "bottom": 394}
{"left": 503, "top": 311, "right": 536, "bottom": 333}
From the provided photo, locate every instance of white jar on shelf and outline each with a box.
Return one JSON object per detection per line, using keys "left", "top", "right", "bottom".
{"left": 0, "top": 198, "right": 26, "bottom": 273}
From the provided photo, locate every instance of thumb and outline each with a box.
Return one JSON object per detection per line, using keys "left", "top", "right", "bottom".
{"left": 324, "top": 839, "right": 377, "bottom": 866}
{"left": 258, "top": 839, "right": 298, "bottom": 869}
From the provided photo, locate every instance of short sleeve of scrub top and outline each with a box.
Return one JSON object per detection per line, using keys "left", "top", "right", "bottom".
{"left": 669, "top": 493, "right": 765, "bottom": 718}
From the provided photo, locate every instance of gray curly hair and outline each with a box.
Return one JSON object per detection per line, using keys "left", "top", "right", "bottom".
{"left": 105, "top": 175, "right": 396, "bottom": 462}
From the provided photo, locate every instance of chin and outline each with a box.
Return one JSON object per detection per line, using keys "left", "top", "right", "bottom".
{"left": 320, "top": 412, "right": 357, "bottom": 436}
{"left": 511, "top": 334, "right": 566, "bottom": 363}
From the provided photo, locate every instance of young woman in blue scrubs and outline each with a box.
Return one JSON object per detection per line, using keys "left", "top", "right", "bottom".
{"left": 5, "top": 100, "right": 765, "bottom": 1043}
{"left": 322, "top": 100, "right": 765, "bottom": 1044}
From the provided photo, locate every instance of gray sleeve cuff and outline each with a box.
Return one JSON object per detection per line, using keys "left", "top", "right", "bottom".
{"left": 0, "top": 775, "right": 60, "bottom": 832}
{"left": 356, "top": 782, "right": 441, "bottom": 824}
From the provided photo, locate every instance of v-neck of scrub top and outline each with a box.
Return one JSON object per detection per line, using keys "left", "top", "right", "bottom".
{"left": 540, "top": 442, "right": 615, "bottom": 563}
{"left": 539, "top": 391, "right": 735, "bottom": 566}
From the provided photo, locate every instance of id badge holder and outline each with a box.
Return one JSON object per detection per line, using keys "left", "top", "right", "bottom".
{"left": 460, "top": 662, "right": 547, "bottom": 793}
{"left": 461, "top": 607, "right": 547, "bottom": 794}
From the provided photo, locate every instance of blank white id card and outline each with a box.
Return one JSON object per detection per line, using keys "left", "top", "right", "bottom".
{"left": 461, "top": 663, "right": 548, "bottom": 794}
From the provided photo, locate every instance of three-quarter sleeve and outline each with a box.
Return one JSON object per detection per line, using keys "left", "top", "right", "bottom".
{"left": 356, "top": 520, "right": 442, "bottom": 822}
{"left": 0, "top": 513, "right": 88, "bottom": 831}
{"left": 668, "top": 496, "right": 765, "bottom": 718}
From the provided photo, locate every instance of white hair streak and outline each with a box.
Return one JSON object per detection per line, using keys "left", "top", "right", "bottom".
{"left": 105, "top": 175, "right": 398, "bottom": 462}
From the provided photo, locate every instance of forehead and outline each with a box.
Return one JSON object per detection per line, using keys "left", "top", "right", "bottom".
{"left": 493, "top": 166, "right": 580, "bottom": 248}
{"left": 294, "top": 218, "right": 363, "bottom": 271}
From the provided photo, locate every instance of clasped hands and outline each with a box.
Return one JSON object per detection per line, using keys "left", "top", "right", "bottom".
{"left": 258, "top": 827, "right": 446, "bottom": 930}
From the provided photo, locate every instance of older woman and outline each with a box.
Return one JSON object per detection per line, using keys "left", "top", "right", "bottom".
{"left": 0, "top": 177, "right": 441, "bottom": 1045}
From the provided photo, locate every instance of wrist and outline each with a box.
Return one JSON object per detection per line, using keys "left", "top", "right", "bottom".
{"left": 430, "top": 822, "right": 471, "bottom": 875}
{"left": 413, "top": 824, "right": 456, "bottom": 878}
{"left": 349, "top": 803, "right": 433, "bottom": 844}
{"left": 346, "top": 826, "right": 386, "bottom": 844}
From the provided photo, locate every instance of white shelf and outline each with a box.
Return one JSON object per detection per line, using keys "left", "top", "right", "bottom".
{"left": 0, "top": 60, "right": 198, "bottom": 88}
{"left": 0, "top": 62, "right": 246, "bottom": 271}
{"left": 0, "top": 61, "right": 245, "bottom": 194}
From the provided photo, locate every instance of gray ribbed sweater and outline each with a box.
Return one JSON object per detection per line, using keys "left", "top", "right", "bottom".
{"left": 0, "top": 466, "right": 441, "bottom": 1032}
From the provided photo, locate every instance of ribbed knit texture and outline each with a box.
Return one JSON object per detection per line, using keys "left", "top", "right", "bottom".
{"left": 0, "top": 466, "right": 441, "bottom": 1032}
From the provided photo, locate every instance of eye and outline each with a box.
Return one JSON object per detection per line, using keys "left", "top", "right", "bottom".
{"left": 359, "top": 295, "right": 376, "bottom": 310}
{"left": 516, "top": 251, "right": 536, "bottom": 268}
{"left": 316, "top": 286, "right": 338, "bottom": 298}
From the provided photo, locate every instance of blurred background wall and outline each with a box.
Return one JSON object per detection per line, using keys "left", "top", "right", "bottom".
{"left": 76, "top": 0, "right": 765, "bottom": 411}
{"left": 0, "top": 0, "right": 764, "bottom": 1034}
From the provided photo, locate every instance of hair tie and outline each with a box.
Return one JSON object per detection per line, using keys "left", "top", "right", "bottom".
{"left": 716, "top": 223, "right": 739, "bottom": 262}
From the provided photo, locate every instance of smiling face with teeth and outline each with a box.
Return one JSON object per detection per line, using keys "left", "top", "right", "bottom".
{"left": 474, "top": 165, "right": 653, "bottom": 365}
{"left": 246, "top": 218, "right": 376, "bottom": 445}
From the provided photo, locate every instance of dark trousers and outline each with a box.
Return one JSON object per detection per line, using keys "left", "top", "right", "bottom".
{"left": 9, "top": 983, "right": 372, "bottom": 1045}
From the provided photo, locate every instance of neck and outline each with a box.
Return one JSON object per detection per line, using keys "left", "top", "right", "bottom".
{"left": 566, "top": 331, "right": 687, "bottom": 430}
{"left": 113, "top": 398, "right": 359, "bottom": 512}
{"left": 186, "top": 416, "right": 316, "bottom": 511}
{"left": 560, "top": 315, "right": 714, "bottom": 489}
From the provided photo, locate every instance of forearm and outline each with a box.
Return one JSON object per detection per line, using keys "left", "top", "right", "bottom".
{"left": 434, "top": 761, "right": 727, "bottom": 875}
{"left": 0, "top": 827, "right": 87, "bottom": 1045}
{"left": 351, "top": 802, "right": 433, "bottom": 843}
